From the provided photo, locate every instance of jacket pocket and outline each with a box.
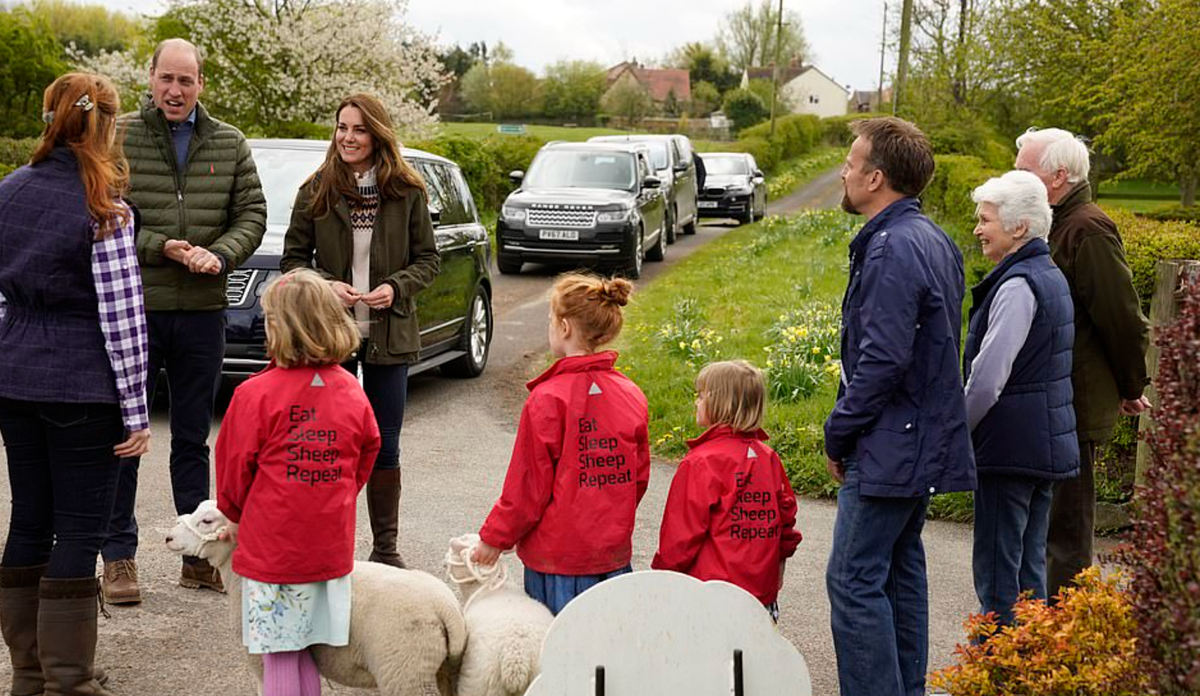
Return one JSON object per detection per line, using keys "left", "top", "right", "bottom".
{"left": 386, "top": 295, "right": 419, "bottom": 356}
{"left": 857, "top": 409, "right": 918, "bottom": 492}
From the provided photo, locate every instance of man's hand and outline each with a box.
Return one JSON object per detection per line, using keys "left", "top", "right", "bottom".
{"left": 114, "top": 429, "right": 150, "bottom": 457}
{"left": 163, "top": 239, "right": 193, "bottom": 264}
{"left": 1119, "top": 395, "right": 1152, "bottom": 416}
{"left": 330, "top": 281, "right": 362, "bottom": 308}
{"left": 362, "top": 283, "right": 396, "bottom": 310}
{"left": 826, "top": 456, "right": 845, "bottom": 483}
{"left": 471, "top": 540, "right": 502, "bottom": 566}
{"left": 184, "top": 246, "right": 223, "bottom": 275}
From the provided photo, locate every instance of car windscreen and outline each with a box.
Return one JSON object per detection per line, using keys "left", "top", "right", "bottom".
{"left": 524, "top": 150, "right": 636, "bottom": 190}
{"left": 249, "top": 146, "right": 326, "bottom": 253}
{"left": 701, "top": 156, "right": 750, "bottom": 175}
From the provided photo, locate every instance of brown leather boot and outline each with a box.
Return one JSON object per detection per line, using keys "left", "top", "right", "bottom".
{"left": 37, "top": 577, "right": 114, "bottom": 696}
{"left": 100, "top": 559, "right": 140, "bottom": 605}
{"left": 179, "top": 558, "right": 224, "bottom": 593}
{"left": 1, "top": 564, "right": 48, "bottom": 696}
{"left": 365, "top": 468, "right": 406, "bottom": 568}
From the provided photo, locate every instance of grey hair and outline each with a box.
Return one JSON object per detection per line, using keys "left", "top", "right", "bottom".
{"left": 1015, "top": 127, "right": 1090, "bottom": 184}
{"left": 151, "top": 38, "right": 204, "bottom": 77}
{"left": 972, "top": 170, "right": 1053, "bottom": 241}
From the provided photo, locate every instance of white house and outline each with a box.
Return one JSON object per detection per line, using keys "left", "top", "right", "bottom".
{"left": 741, "top": 64, "right": 850, "bottom": 119}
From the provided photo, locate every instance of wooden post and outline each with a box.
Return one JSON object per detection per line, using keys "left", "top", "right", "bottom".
{"left": 1135, "top": 260, "right": 1200, "bottom": 484}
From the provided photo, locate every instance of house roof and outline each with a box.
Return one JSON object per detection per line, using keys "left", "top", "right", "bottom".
{"left": 606, "top": 62, "right": 691, "bottom": 102}
{"left": 744, "top": 64, "right": 851, "bottom": 95}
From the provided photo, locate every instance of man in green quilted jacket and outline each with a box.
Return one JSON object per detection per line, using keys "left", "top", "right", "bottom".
{"left": 102, "top": 38, "right": 266, "bottom": 604}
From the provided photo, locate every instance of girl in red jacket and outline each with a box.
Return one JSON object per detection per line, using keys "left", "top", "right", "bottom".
{"left": 472, "top": 274, "right": 651, "bottom": 614}
{"left": 652, "top": 360, "right": 802, "bottom": 621}
{"left": 216, "top": 269, "right": 381, "bottom": 696}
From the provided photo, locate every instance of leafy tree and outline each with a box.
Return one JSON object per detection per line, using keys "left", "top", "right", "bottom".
{"left": 667, "top": 41, "right": 738, "bottom": 93}
{"left": 690, "top": 80, "right": 720, "bottom": 116}
{"left": 718, "top": 0, "right": 809, "bottom": 73}
{"left": 27, "top": 0, "right": 143, "bottom": 54}
{"left": 601, "top": 76, "right": 652, "bottom": 129}
{"left": 86, "top": 0, "right": 450, "bottom": 137}
{"left": 0, "top": 8, "right": 65, "bottom": 137}
{"left": 663, "top": 88, "right": 680, "bottom": 117}
{"left": 489, "top": 62, "right": 541, "bottom": 120}
{"left": 722, "top": 87, "right": 768, "bottom": 132}
{"left": 458, "top": 61, "right": 492, "bottom": 115}
{"left": 541, "top": 60, "right": 605, "bottom": 121}
{"left": 439, "top": 41, "right": 487, "bottom": 79}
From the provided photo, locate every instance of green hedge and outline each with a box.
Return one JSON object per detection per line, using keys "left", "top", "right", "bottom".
{"left": 1108, "top": 208, "right": 1200, "bottom": 315}
{"left": 0, "top": 138, "right": 38, "bottom": 176}
{"left": 819, "top": 113, "right": 879, "bottom": 146}
{"left": 408, "top": 133, "right": 545, "bottom": 212}
{"left": 1138, "top": 204, "right": 1200, "bottom": 224}
{"left": 721, "top": 114, "right": 823, "bottom": 174}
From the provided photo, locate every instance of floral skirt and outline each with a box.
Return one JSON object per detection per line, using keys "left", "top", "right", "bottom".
{"left": 241, "top": 575, "right": 352, "bottom": 654}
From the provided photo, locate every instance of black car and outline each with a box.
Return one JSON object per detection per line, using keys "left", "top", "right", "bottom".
{"left": 223, "top": 139, "right": 494, "bottom": 381}
{"left": 588, "top": 134, "right": 700, "bottom": 241}
{"left": 496, "top": 142, "right": 668, "bottom": 279}
{"left": 697, "top": 152, "right": 767, "bottom": 224}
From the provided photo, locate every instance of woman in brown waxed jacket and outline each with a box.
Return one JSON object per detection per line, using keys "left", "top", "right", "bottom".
{"left": 281, "top": 93, "right": 439, "bottom": 568}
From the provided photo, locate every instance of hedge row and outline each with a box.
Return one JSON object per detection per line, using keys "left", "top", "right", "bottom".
{"left": 725, "top": 114, "right": 822, "bottom": 173}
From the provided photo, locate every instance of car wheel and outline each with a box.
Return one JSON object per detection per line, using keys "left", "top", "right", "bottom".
{"left": 442, "top": 285, "right": 492, "bottom": 378}
{"left": 497, "top": 254, "right": 522, "bottom": 275}
{"left": 665, "top": 205, "right": 677, "bottom": 244}
{"left": 738, "top": 208, "right": 753, "bottom": 225}
{"left": 646, "top": 221, "right": 666, "bottom": 262}
{"left": 622, "top": 226, "right": 644, "bottom": 279}
{"left": 683, "top": 214, "right": 698, "bottom": 235}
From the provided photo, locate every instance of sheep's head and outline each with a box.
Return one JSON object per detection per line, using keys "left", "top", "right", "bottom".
{"left": 165, "top": 500, "right": 232, "bottom": 563}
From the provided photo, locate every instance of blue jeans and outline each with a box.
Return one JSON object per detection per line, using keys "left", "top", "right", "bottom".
{"left": 104, "top": 310, "right": 225, "bottom": 562}
{"left": 826, "top": 461, "right": 929, "bottom": 696}
{"left": 523, "top": 564, "right": 631, "bottom": 615}
{"left": 342, "top": 345, "right": 408, "bottom": 471}
{"left": 0, "top": 399, "right": 123, "bottom": 578}
{"left": 973, "top": 474, "right": 1054, "bottom": 625}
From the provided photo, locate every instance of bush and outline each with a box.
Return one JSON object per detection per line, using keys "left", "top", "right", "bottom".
{"left": 1121, "top": 274, "right": 1200, "bottom": 695}
{"left": 922, "top": 155, "right": 1002, "bottom": 286}
{"left": 1139, "top": 204, "right": 1200, "bottom": 223}
{"left": 408, "top": 133, "right": 545, "bottom": 212}
{"left": 1107, "top": 208, "right": 1200, "bottom": 314}
{"left": 819, "top": 113, "right": 878, "bottom": 146}
{"left": 738, "top": 114, "right": 821, "bottom": 170}
{"left": 0, "top": 137, "right": 38, "bottom": 171}
{"left": 722, "top": 88, "right": 768, "bottom": 133}
{"left": 929, "top": 567, "right": 1147, "bottom": 696}
{"left": 243, "top": 120, "right": 333, "bottom": 140}
{"left": 726, "top": 135, "right": 775, "bottom": 172}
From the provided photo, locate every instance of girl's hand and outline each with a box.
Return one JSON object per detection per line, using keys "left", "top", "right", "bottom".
{"left": 114, "top": 429, "right": 150, "bottom": 457}
{"left": 330, "top": 281, "right": 362, "bottom": 308}
{"left": 362, "top": 283, "right": 395, "bottom": 310}
{"left": 471, "top": 540, "right": 502, "bottom": 566}
{"left": 218, "top": 522, "right": 239, "bottom": 544}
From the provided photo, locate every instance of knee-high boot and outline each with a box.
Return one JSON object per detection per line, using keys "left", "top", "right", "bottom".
{"left": 37, "top": 577, "right": 113, "bottom": 696}
{"left": 365, "top": 468, "right": 406, "bottom": 568}
{"left": 1, "top": 565, "right": 48, "bottom": 696}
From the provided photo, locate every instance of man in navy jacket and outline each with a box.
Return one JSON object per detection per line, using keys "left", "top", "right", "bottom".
{"left": 823, "top": 117, "right": 976, "bottom": 696}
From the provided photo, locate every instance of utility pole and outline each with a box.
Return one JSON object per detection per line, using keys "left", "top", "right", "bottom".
{"left": 768, "top": 0, "right": 784, "bottom": 137}
{"left": 895, "top": 0, "right": 914, "bottom": 114}
{"left": 877, "top": 2, "right": 887, "bottom": 112}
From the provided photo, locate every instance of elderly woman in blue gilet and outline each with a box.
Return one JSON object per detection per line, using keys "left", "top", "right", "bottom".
{"left": 964, "top": 170, "right": 1080, "bottom": 626}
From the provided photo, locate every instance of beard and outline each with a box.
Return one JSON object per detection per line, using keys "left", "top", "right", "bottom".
{"left": 840, "top": 189, "right": 860, "bottom": 215}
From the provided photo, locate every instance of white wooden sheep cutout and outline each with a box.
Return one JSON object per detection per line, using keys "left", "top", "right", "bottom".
{"left": 525, "top": 570, "right": 812, "bottom": 696}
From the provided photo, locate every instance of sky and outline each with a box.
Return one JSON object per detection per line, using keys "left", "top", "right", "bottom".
{"left": 94, "top": 0, "right": 889, "bottom": 92}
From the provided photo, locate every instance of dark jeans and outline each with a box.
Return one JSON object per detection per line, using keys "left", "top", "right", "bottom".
{"left": 0, "top": 399, "right": 123, "bottom": 578}
{"left": 342, "top": 344, "right": 408, "bottom": 471}
{"left": 973, "top": 474, "right": 1054, "bottom": 625}
{"left": 826, "top": 461, "right": 929, "bottom": 696}
{"left": 103, "top": 310, "right": 225, "bottom": 562}
{"left": 1046, "top": 438, "right": 1097, "bottom": 597}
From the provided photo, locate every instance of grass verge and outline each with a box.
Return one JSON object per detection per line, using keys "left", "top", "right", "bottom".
{"left": 766, "top": 147, "right": 844, "bottom": 199}
{"left": 613, "top": 210, "right": 974, "bottom": 521}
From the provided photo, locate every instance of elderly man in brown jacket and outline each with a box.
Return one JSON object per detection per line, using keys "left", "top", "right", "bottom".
{"left": 1015, "top": 128, "right": 1150, "bottom": 596}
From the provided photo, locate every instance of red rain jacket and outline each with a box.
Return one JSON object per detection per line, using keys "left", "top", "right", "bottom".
{"left": 216, "top": 364, "right": 380, "bottom": 584}
{"left": 480, "top": 351, "right": 650, "bottom": 575}
{"left": 652, "top": 426, "right": 803, "bottom": 604}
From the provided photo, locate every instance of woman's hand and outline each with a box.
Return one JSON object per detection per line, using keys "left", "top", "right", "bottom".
{"left": 217, "top": 522, "right": 239, "bottom": 544}
{"left": 114, "top": 429, "right": 150, "bottom": 457}
{"left": 330, "top": 281, "right": 362, "bottom": 308}
{"left": 362, "top": 283, "right": 395, "bottom": 310}
{"left": 471, "top": 540, "right": 502, "bottom": 566}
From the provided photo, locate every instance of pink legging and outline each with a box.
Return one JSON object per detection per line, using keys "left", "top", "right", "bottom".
{"left": 262, "top": 649, "right": 320, "bottom": 696}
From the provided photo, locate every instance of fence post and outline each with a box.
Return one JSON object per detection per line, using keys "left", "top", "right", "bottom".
{"left": 1135, "top": 259, "right": 1200, "bottom": 484}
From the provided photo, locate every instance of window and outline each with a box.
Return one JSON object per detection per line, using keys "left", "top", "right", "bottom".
{"left": 809, "top": 95, "right": 820, "bottom": 104}
{"left": 449, "top": 166, "right": 478, "bottom": 224}
{"left": 426, "top": 163, "right": 471, "bottom": 226}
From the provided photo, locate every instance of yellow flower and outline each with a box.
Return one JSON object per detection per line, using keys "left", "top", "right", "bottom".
{"left": 678, "top": 341, "right": 686, "bottom": 349}
{"left": 812, "top": 346, "right": 822, "bottom": 354}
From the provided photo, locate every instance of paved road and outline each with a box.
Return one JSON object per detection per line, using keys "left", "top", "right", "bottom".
{"left": 0, "top": 171, "right": 980, "bottom": 695}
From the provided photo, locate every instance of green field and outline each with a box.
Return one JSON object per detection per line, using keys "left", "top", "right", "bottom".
{"left": 1097, "top": 178, "right": 1180, "bottom": 212}
{"left": 440, "top": 122, "right": 627, "bottom": 141}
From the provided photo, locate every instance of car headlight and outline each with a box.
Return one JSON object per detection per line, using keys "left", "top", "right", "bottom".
{"left": 501, "top": 205, "right": 526, "bottom": 222}
{"left": 597, "top": 208, "right": 632, "bottom": 223}
{"left": 728, "top": 185, "right": 753, "bottom": 196}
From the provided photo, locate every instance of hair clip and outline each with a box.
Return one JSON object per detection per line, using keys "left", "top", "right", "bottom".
{"left": 42, "top": 111, "right": 55, "bottom": 124}
{"left": 74, "top": 94, "right": 95, "bottom": 112}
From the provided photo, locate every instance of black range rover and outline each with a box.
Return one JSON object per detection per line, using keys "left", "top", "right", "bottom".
{"left": 223, "top": 139, "right": 494, "bottom": 382}
{"left": 495, "top": 142, "right": 667, "bottom": 279}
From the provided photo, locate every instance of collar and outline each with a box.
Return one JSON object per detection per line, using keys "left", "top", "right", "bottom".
{"left": 526, "top": 351, "right": 619, "bottom": 391}
{"left": 687, "top": 424, "right": 770, "bottom": 449}
{"left": 1052, "top": 181, "right": 1092, "bottom": 218}
{"left": 848, "top": 197, "right": 921, "bottom": 261}
{"left": 169, "top": 107, "right": 198, "bottom": 129}
{"left": 972, "top": 237, "right": 1050, "bottom": 300}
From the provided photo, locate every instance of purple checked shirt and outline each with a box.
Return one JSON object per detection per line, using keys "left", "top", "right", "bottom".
{"left": 0, "top": 202, "right": 150, "bottom": 432}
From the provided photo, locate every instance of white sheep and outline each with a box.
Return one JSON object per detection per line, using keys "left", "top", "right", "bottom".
{"left": 165, "top": 500, "right": 467, "bottom": 696}
{"left": 444, "top": 533, "right": 554, "bottom": 696}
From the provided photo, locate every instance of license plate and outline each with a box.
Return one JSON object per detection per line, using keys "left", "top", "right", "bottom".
{"left": 698, "top": 201, "right": 718, "bottom": 208}
{"left": 539, "top": 229, "right": 579, "bottom": 241}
